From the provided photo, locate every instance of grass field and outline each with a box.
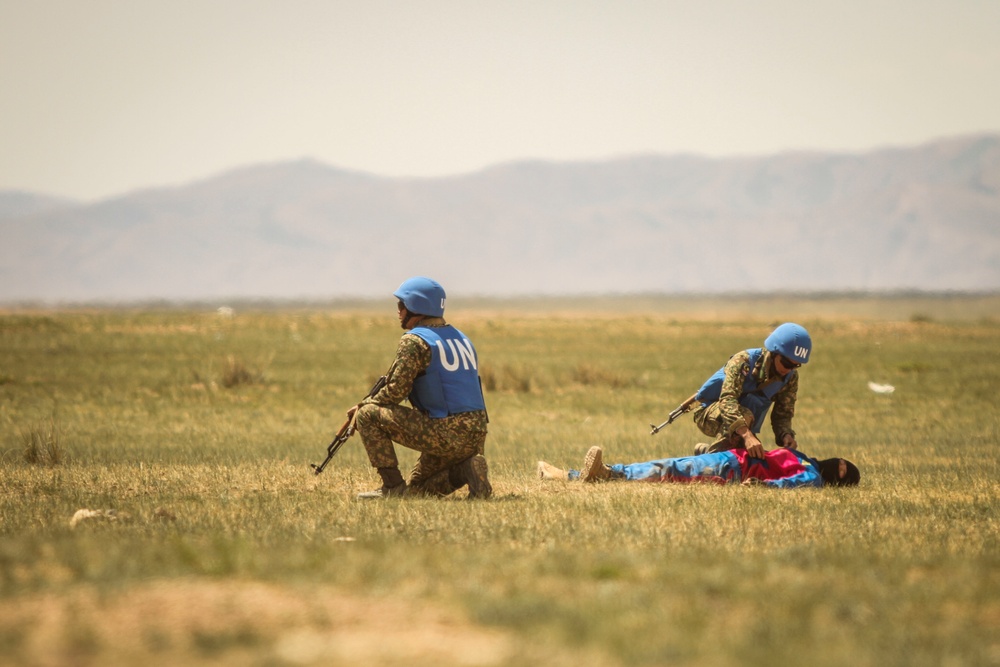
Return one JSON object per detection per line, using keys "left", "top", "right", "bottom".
{"left": 1, "top": 295, "right": 998, "bottom": 666}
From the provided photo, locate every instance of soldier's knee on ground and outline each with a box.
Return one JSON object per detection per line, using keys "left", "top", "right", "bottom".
{"left": 408, "top": 471, "right": 456, "bottom": 497}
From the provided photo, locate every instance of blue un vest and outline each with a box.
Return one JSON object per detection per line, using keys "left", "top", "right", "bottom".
{"left": 407, "top": 326, "right": 487, "bottom": 418}
{"left": 695, "top": 348, "right": 794, "bottom": 434}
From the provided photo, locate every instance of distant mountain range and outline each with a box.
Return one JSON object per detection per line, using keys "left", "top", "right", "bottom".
{"left": 2, "top": 134, "right": 998, "bottom": 304}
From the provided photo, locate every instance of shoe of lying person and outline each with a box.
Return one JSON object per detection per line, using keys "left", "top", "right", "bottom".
{"left": 581, "top": 446, "right": 613, "bottom": 483}
{"left": 537, "top": 460, "right": 569, "bottom": 481}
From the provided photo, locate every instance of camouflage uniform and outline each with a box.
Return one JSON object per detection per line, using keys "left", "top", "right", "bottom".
{"left": 691, "top": 349, "right": 798, "bottom": 452}
{"left": 355, "top": 317, "right": 488, "bottom": 494}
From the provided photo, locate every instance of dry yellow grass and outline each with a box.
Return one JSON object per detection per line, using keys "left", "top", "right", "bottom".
{"left": 1, "top": 297, "right": 999, "bottom": 666}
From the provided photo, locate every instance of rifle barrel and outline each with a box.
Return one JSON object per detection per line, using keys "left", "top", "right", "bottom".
{"left": 649, "top": 393, "right": 699, "bottom": 435}
{"left": 311, "top": 375, "right": 387, "bottom": 475}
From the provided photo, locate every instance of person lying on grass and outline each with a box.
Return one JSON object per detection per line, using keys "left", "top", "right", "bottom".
{"left": 537, "top": 445, "right": 860, "bottom": 488}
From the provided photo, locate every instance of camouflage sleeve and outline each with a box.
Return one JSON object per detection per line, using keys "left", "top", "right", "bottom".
{"left": 717, "top": 350, "right": 753, "bottom": 436}
{"left": 364, "top": 333, "right": 431, "bottom": 406}
{"left": 769, "top": 370, "right": 798, "bottom": 445}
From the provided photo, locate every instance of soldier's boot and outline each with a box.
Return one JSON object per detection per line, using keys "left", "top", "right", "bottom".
{"left": 581, "top": 446, "right": 624, "bottom": 483}
{"left": 537, "top": 460, "right": 569, "bottom": 481}
{"left": 357, "top": 466, "right": 408, "bottom": 499}
{"left": 451, "top": 454, "right": 492, "bottom": 499}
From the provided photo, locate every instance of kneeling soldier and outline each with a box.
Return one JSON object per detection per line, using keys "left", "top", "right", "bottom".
{"left": 349, "top": 277, "right": 492, "bottom": 499}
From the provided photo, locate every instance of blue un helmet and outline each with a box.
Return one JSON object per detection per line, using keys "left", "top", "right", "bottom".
{"left": 393, "top": 276, "right": 446, "bottom": 317}
{"left": 764, "top": 323, "right": 812, "bottom": 365}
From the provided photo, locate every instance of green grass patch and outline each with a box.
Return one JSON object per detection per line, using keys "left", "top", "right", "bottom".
{"left": 19, "top": 418, "right": 65, "bottom": 467}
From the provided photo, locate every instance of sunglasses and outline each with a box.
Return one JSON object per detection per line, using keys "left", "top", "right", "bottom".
{"left": 778, "top": 355, "right": 801, "bottom": 369}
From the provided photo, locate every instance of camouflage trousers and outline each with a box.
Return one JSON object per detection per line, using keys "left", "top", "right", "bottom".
{"left": 691, "top": 403, "right": 756, "bottom": 453}
{"left": 355, "top": 403, "right": 487, "bottom": 493}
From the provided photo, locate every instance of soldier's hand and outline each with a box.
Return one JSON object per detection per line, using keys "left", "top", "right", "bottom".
{"left": 781, "top": 433, "right": 798, "bottom": 450}
{"left": 741, "top": 430, "right": 765, "bottom": 458}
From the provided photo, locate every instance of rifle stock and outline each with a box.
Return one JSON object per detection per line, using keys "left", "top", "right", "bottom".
{"left": 311, "top": 375, "right": 387, "bottom": 475}
{"left": 649, "top": 392, "right": 699, "bottom": 435}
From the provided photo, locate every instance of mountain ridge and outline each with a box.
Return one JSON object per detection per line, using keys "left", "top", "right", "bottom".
{"left": 2, "top": 134, "right": 998, "bottom": 303}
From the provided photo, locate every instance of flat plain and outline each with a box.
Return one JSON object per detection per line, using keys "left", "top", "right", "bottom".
{"left": 1, "top": 294, "right": 998, "bottom": 666}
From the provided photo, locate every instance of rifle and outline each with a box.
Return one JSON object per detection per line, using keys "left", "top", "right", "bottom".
{"left": 649, "top": 392, "right": 699, "bottom": 435}
{"left": 311, "top": 375, "right": 387, "bottom": 475}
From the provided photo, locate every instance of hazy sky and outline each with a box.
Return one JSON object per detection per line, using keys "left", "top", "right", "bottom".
{"left": 2, "top": 0, "right": 998, "bottom": 201}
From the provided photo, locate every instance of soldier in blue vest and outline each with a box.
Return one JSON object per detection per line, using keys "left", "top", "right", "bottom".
{"left": 691, "top": 323, "right": 811, "bottom": 458}
{"left": 351, "top": 277, "right": 491, "bottom": 499}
